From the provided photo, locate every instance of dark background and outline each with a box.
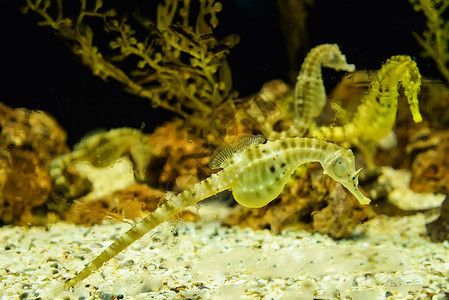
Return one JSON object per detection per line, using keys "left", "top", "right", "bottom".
{"left": 0, "top": 0, "right": 433, "bottom": 145}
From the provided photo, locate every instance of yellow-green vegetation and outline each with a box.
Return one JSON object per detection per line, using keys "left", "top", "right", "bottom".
{"left": 64, "top": 136, "right": 369, "bottom": 289}
{"left": 311, "top": 55, "right": 423, "bottom": 163}
{"left": 22, "top": 0, "right": 238, "bottom": 133}
{"left": 409, "top": 0, "right": 449, "bottom": 84}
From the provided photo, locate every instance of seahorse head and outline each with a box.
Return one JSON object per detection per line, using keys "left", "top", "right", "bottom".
{"left": 322, "top": 149, "right": 371, "bottom": 205}
{"left": 321, "top": 44, "right": 355, "bottom": 72}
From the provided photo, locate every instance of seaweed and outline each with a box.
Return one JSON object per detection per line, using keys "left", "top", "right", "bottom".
{"left": 22, "top": 0, "right": 238, "bottom": 135}
{"left": 409, "top": 0, "right": 449, "bottom": 84}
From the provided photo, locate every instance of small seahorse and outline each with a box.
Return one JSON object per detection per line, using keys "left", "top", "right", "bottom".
{"left": 64, "top": 137, "right": 369, "bottom": 289}
{"left": 265, "top": 44, "right": 355, "bottom": 139}
{"left": 50, "top": 128, "right": 152, "bottom": 200}
{"left": 311, "top": 55, "right": 422, "bottom": 144}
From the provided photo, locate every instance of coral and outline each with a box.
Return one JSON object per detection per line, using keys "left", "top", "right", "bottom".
{"left": 426, "top": 191, "right": 449, "bottom": 242}
{"left": 23, "top": 0, "right": 238, "bottom": 134}
{"left": 312, "top": 181, "right": 375, "bottom": 239}
{"left": 146, "top": 119, "right": 213, "bottom": 191}
{"left": 409, "top": 0, "right": 449, "bottom": 84}
{"left": 225, "top": 165, "right": 375, "bottom": 238}
{"left": 64, "top": 137, "right": 369, "bottom": 288}
{"left": 0, "top": 103, "right": 68, "bottom": 224}
{"left": 0, "top": 103, "right": 67, "bottom": 161}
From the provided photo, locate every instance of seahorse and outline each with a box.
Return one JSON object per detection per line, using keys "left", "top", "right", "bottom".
{"left": 261, "top": 44, "right": 355, "bottom": 140}
{"left": 64, "top": 137, "right": 369, "bottom": 289}
{"left": 311, "top": 55, "right": 422, "bottom": 145}
{"left": 50, "top": 128, "right": 153, "bottom": 200}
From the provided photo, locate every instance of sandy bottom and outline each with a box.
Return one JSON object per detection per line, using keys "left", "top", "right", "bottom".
{"left": 0, "top": 203, "right": 448, "bottom": 300}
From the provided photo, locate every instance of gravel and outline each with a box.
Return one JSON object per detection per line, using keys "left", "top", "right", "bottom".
{"left": 0, "top": 203, "right": 448, "bottom": 300}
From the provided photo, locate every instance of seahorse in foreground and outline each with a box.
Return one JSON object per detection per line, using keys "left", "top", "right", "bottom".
{"left": 64, "top": 137, "right": 370, "bottom": 289}
{"left": 259, "top": 44, "right": 355, "bottom": 140}
{"left": 311, "top": 55, "right": 423, "bottom": 144}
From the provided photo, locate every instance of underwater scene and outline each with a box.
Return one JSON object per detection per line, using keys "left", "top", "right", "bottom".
{"left": 1, "top": 0, "right": 449, "bottom": 299}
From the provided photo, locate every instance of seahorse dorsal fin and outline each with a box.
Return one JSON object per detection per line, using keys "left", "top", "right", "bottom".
{"left": 209, "top": 135, "right": 266, "bottom": 169}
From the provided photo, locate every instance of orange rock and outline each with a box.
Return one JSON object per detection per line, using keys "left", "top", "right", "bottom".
{"left": 65, "top": 183, "right": 199, "bottom": 225}
{"left": 0, "top": 103, "right": 67, "bottom": 224}
{"left": 409, "top": 130, "right": 449, "bottom": 193}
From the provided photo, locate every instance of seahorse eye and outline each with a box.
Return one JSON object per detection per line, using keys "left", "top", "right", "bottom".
{"left": 332, "top": 157, "right": 348, "bottom": 178}
{"left": 330, "top": 53, "right": 340, "bottom": 63}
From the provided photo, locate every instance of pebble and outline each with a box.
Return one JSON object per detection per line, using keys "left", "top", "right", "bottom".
{"left": 0, "top": 203, "right": 448, "bottom": 299}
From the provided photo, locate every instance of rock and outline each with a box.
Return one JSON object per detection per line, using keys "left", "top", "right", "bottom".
{"left": 312, "top": 183, "right": 376, "bottom": 239}
{"left": 426, "top": 191, "right": 449, "bottom": 242}
{"left": 379, "top": 167, "right": 445, "bottom": 211}
{"left": 409, "top": 130, "right": 449, "bottom": 194}
{"left": 65, "top": 183, "right": 198, "bottom": 225}
{"left": 0, "top": 103, "right": 67, "bottom": 224}
{"left": 146, "top": 119, "right": 212, "bottom": 191}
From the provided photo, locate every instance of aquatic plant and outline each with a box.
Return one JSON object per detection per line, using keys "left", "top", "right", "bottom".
{"left": 64, "top": 136, "right": 369, "bottom": 288}
{"left": 409, "top": 0, "right": 449, "bottom": 84}
{"left": 311, "top": 55, "right": 423, "bottom": 164}
{"left": 22, "top": 0, "right": 238, "bottom": 133}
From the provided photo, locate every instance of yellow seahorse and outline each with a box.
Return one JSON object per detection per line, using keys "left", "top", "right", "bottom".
{"left": 257, "top": 44, "right": 355, "bottom": 139}
{"left": 311, "top": 55, "right": 422, "bottom": 146}
{"left": 64, "top": 137, "right": 369, "bottom": 289}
